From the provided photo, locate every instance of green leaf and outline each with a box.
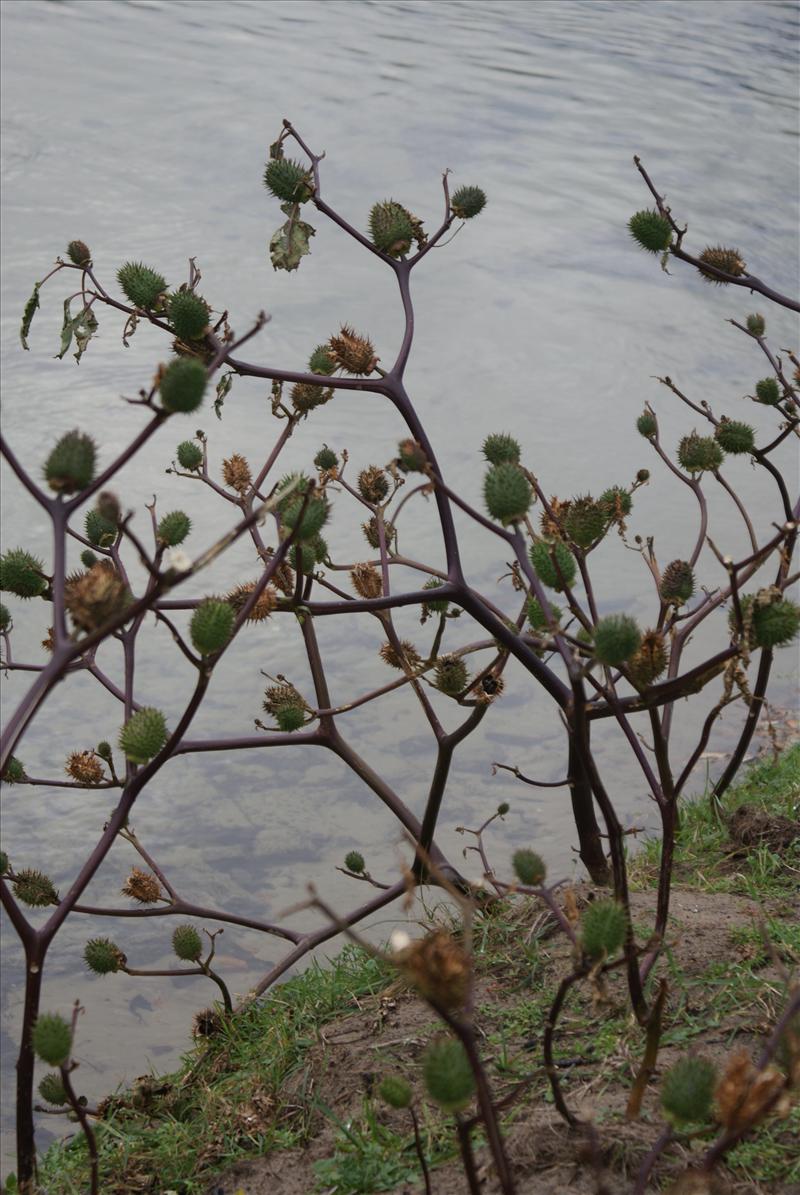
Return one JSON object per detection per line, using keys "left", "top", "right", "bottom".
{"left": 56, "top": 300, "right": 98, "bottom": 363}
{"left": 20, "top": 283, "right": 41, "bottom": 350}
{"left": 269, "top": 204, "right": 315, "bottom": 272}
{"left": 214, "top": 372, "right": 233, "bottom": 420}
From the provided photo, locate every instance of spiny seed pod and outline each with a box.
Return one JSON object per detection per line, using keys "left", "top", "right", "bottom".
{"left": 121, "top": 866, "right": 162, "bottom": 905}
{"left": 2, "top": 756, "right": 26, "bottom": 783}
{"left": 314, "top": 445, "right": 338, "bottom": 472}
{"left": 67, "top": 240, "right": 91, "bottom": 267}
{"left": 358, "top": 465, "right": 390, "bottom": 505}
{"left": 512, "top": 849, "right": 546, "bottom": 886}
{"left": 397, "top": 438, "right": 427, "bottom": 473}
{"left": 475, "top": 673, "right": 505, "bottom": 704}
{"left": 565, "top": 495, "right": 607, "bottom": 548}
{"left": 751, "top": 598, "right": 800, "bottom": 649}
{"left": 678, "top": 432, "right": 724, "bottom": 473}
{"left": 167, "top": 291, "right": 209, "bottom": 341}
{"left": 263, "top": 682, "right": 306, "bottom": 716}
{"left": 96, "top": 741, "right": 113, "bottom": 762}
{"left": 274, "top": 704, "right": 306, "bottom": 732}
{"left": 754, "top": 377, "right": 780, "bottom": 406}
{"left": 423, "top": 1038, "right": 475, "bottom": 1112}
{"left": 117, "top": 261, "right": 167, "bottom": 309}
{"left": 159, "top": 358, "right": 208, "bottom": 414}
{"left": 484, "top": 463, "right": 532, "bottom": 526}
{"left": 379, "top": 640, "right": 422, "bottom": 670}
{"left": 628, "top": 630, "right": 668, "bottom": 688}
{"left": 177, "top": 440, "right": 203, "bottom": 471}
{"left": 715, "top": 419, "right": 755, "bottom": 455}
{"left": 482, "top": 432, "right": 521, "bottom": 466}
{"left": 581, "top": 899, "right": 627, "bottom": 959}
{"left": 451, "top": 185, "right": 486, "bottom": 219}
{"left": 193, "top": 1008, "right": 224, "bottom": 1038}
{"left": 660, "top": 560, "right": 695, "bottom": 605}
{"left": 85, "top": 508, "right": 117, "bottom": 548}
{"left": 345, "top": 850, "right": 365, "bottom": 874}
{"left": 84, "top": 937, "right": 125, "bottom": 975}
{"left": 637, "top": 411, "right": 657, "bottom": 438}
{"left": 398, "top": 931, "right": 471, "bottom": 1011}
{"left": 119, "top": 707, "right": 168, "bottom": 765}
{"left": 66, "top": 751, "right": 104, "bottom": 785}
{"left": 328, "top": 325, "right": 377, "bottom": 375}
{"left": 351, "top": 563, "right": 383, "bottom": 600}
{"left": 0, "top": 603, "right": 11, "bottom": 633}
{"left": 38, "top": 1073, "right": 69, "bottom": 1107}
{"left": 422, "top": 577, "right": 449, "bottom": 615}
{"left": 172, "top": 924, "right": 203, "bottom": 962}
{"left": 64, "top": 561, "right": 130, "bottom": 633}
{"left": 312, "top": 534, "right": 328, "bottom": 564}
{"left": 290, "top": 542, "right": 316, "bottom": 574}
{"left": 32, "top": 1014, "right": 72, "bottom": 1066}
{"left": 598, "top": 486, "right": 633, "bottom": 522}
{"left": 661, "top": 1057, "right": 717, "bottom": 1124}
{"left": 308, "top": 344, "right": 337, "bottom": 376}
{"left": 529, "top": 539, "right": 577, "bottom": 592}
{"left": 435, "top": 654, "right": 469, "bottom": 695}
{"left": 15, "top": 869, "right": 59, "bottom": 907}
{"left": 526, "top": 596, "right": 561, "bottom": 631}
{"left": 44, "top": 430, "right": 96, "bottom": 495}
{"left": 628, "top": 209, "right": 672, "bottom": 253}
{"left": 282, "top": 494, "right": 329, "bottom": 540}
{"left": 697, "top": 245, "right": 746, "bottom": 283}
{"left": 190, "top": 599, "right": 235, "bottom": 655}
{"left": 379, "top": 1075, "right": 412, "bottom": 1109}
{"left": 593, "top": 614, "right": 642, "bottom": 666}
{"left": 157, "top": 510, "right": 191, "bottom": 547}
{"left": 290, "top": 381, "right": 333, "bottom": 414}
{"left": 362, "top": 516, "right": 395, "bottom": 550}
{"left": 263, "top": 157, "right": 313, "bottom": 203}
{"left": 369, "top": 200, "right": 415, "bottom": 257}
{"left": 746, "top": 313, "right": 766, "bottom": 337}
{"left": 0, "top": 549, "right": 47, "bottom": 599}
{"left": 222, "top": 453, "right": 252, "bottom": 495}
{"left": 226, "top": 581, "right": 277, "bottom": 623}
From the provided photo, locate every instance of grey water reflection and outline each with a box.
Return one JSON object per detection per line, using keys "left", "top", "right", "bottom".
{"left": 1, "top": 0, "right": 798, "bottom": 1170}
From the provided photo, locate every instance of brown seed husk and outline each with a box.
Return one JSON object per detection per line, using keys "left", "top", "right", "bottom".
{"left": 350, "top": 563, "right": 383, "bottom": 600}
{"left": 328, "top": 325, "right": 378, "bottom": 376}
{"left": 379, "top": 640, "right": 422, "bottom": 670}
{"left": 227, "top": 581, "right": 278, "bottom": 622}
{"left": 715, "top": 1048, "right": 788, "bottom": 1131}
{"left": 222, "top": 454, "right": 252, "bottom": 494}
{"left": 66, "top": 751, "right": 104, "bottom": 785}
{"left": 394, "top": 929, "right": 471, "bottom": 1011}
{"left": 64, "top": 562, "right": 130, "bottom": 633}
{"left": 121, "top": 867, "right": 163, "bottom": 905}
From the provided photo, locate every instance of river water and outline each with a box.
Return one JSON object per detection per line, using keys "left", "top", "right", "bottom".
{"left": 1, "top": 0, "right": 798, "bottom": 1172}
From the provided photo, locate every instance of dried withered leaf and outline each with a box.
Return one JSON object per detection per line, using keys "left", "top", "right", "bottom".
{"left": 715, "top": 1047, "right": 787, "bottom": 1131}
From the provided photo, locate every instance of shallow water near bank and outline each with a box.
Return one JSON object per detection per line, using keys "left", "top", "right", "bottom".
{"left": 1, "top": 0, "right": 798, "bottom": 1171}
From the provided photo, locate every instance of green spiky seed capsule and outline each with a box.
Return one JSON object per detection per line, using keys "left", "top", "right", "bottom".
{"left": 435, "top": 654, "right": 469, "bottom": 695}
{"left": 44, "top": 430, "right": 96, "bottom": 495}
{"left": 751, "top": 599, "right": 800, "bottom": 648}
{"left": 15, "top": 869, "right": 58, "bottom": 907}
{"left": 311, "top": 534, "right": 328, "bottom": 564}
{"left": 264, "top": 157, "right": 313, "bottom": 204}
{"left": 282, "top": 495, "right": 329, "bottom": 540}
{"left": 119, "top": 707, "right": 168, "bottom": 765}
{"left": 67, "top": 240, "right": 91, "bottom": 267}
{"left": 565, "top": 496, "right": 607, "bottom": 548}
{"left": 715, "top": 419, "right": 755, "bottom": 455}
{"left": 484, "top": 463, "right": 532, "bottom": 525}
{"left": 637, "top": 411, "right": 657, "bottom": 437}
{"left": 423, "top": 1039, "right": 475, "bottom": 1112}
{"left": 38, "top": 1072, "right": 68, "bottom": 1107}
{"left": 581, "top": 900, "right": 627, "bottom": 959}
{"left": 369, "top": 200, "right": 415, "bottom": 257}
{"left": 345, "top": 851, "right": 365, "bottom": 874}
{"left": 0, "top": 603, "right": 10, "bottom": 633}
{"left": 593, "top": 614, "right": 642, "bottom": 666}
{"left": 755, "top": 377, "right": 780, "bottom": 406}
{"left": 275, "top": 704, "right": 306, "bottom": 732}
{"left": 422, "top": 578, "right": 449, "bottom": 615}
{"left": 451, "top": 186, "right": 487, "bottom": 220}
{"left": 96, "top": 741, "right": 113, "bottom": 761}
{"left": 32, "top": 1014, "right": 72, "bottom": 1066}
{"left": 660, "top": 560, "right": 695, "bottom": 605}
{"left": 190, "top": 599, "right": 235, "bottom": 655}
{"left": 159, "top": 358, "right": 207, "bottom": 414}
{"left": 84, "top": 937, "right": 124, "bottom": 976}
{"left": 172, "top": 924, "right": 203, "bottom": 962}
{"left": 85, "top": 508, "right": 117, "bottom": 548}
{"left": 678, "top": 432, "right": 724, "bottom": 473}
{"left": 697, "top": 246, "right": 746, "bottom": 283}
{"left": 117, "top": 262, "right": 167, "bottom": 309}
{"left": 512, "top": 849, "right": 546, "bottom": 886}
{"left": 2, "top": 756, "right": 26, "bottom": 783}
{"left": 177, "top": 440, "right": 204, "bottom": 471}
{"left": 397, "top": 438, "right": 427, "bottom": 473}
{"left": 746, "top": 313, "right": 766, "bottom": 337}
{"left": 482, "top": 433, "right": 521, "bottom": 466}
{"left": 308, "top": 345, "right": 336, "bottom": 376}
{"left": 379, "top": 1075, "right": 412, "bottom": 1109}
{"left": 661, "top": 1056, "right": 716, "bottom": 1124}
{"left": 628, "top": 209, "right": 672, "bottom": 254}
{"left": 314, "top": 446, "right": 338, "bottom": 472}
{"left": 529, "top": 540, "right": 577, "bottom": 591}
{"left": 157, "top": 510, "right": 191, "bottom": 546}
{"left": 168, "top": 291, "right": 210, "bottom": 341}
{"left": 599, "top": 487, "right": 633, "bottom": 521}
{"left": 358, "top": 466, "right": 390, "bottom": 504}
{"left": 526, "top": 596, "right": 561, "bottom": 630}
{"left": 290, "top": 543, "right": 316, "bottom": 574}
{"left": 0, "top": 549, "right": 46, "bottom": 599}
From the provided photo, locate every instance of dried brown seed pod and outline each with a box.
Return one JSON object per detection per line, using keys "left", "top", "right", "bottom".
{"left": 227, "top": 581, "right": 278, "bottom": 622}
{"left": 350, "top": 563, "right": 383, "bottom": 600}
{"left": 65, "top": 751, "right": 104, "bottom": 786}
{"left": 328, "top": 325, "right": 378, "bottom": 375}
{"left": 121, "top": 867, "right": 163, "bottom": 905}
{"left": 222, "top": 454, "right": 252, "bottom": 494}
